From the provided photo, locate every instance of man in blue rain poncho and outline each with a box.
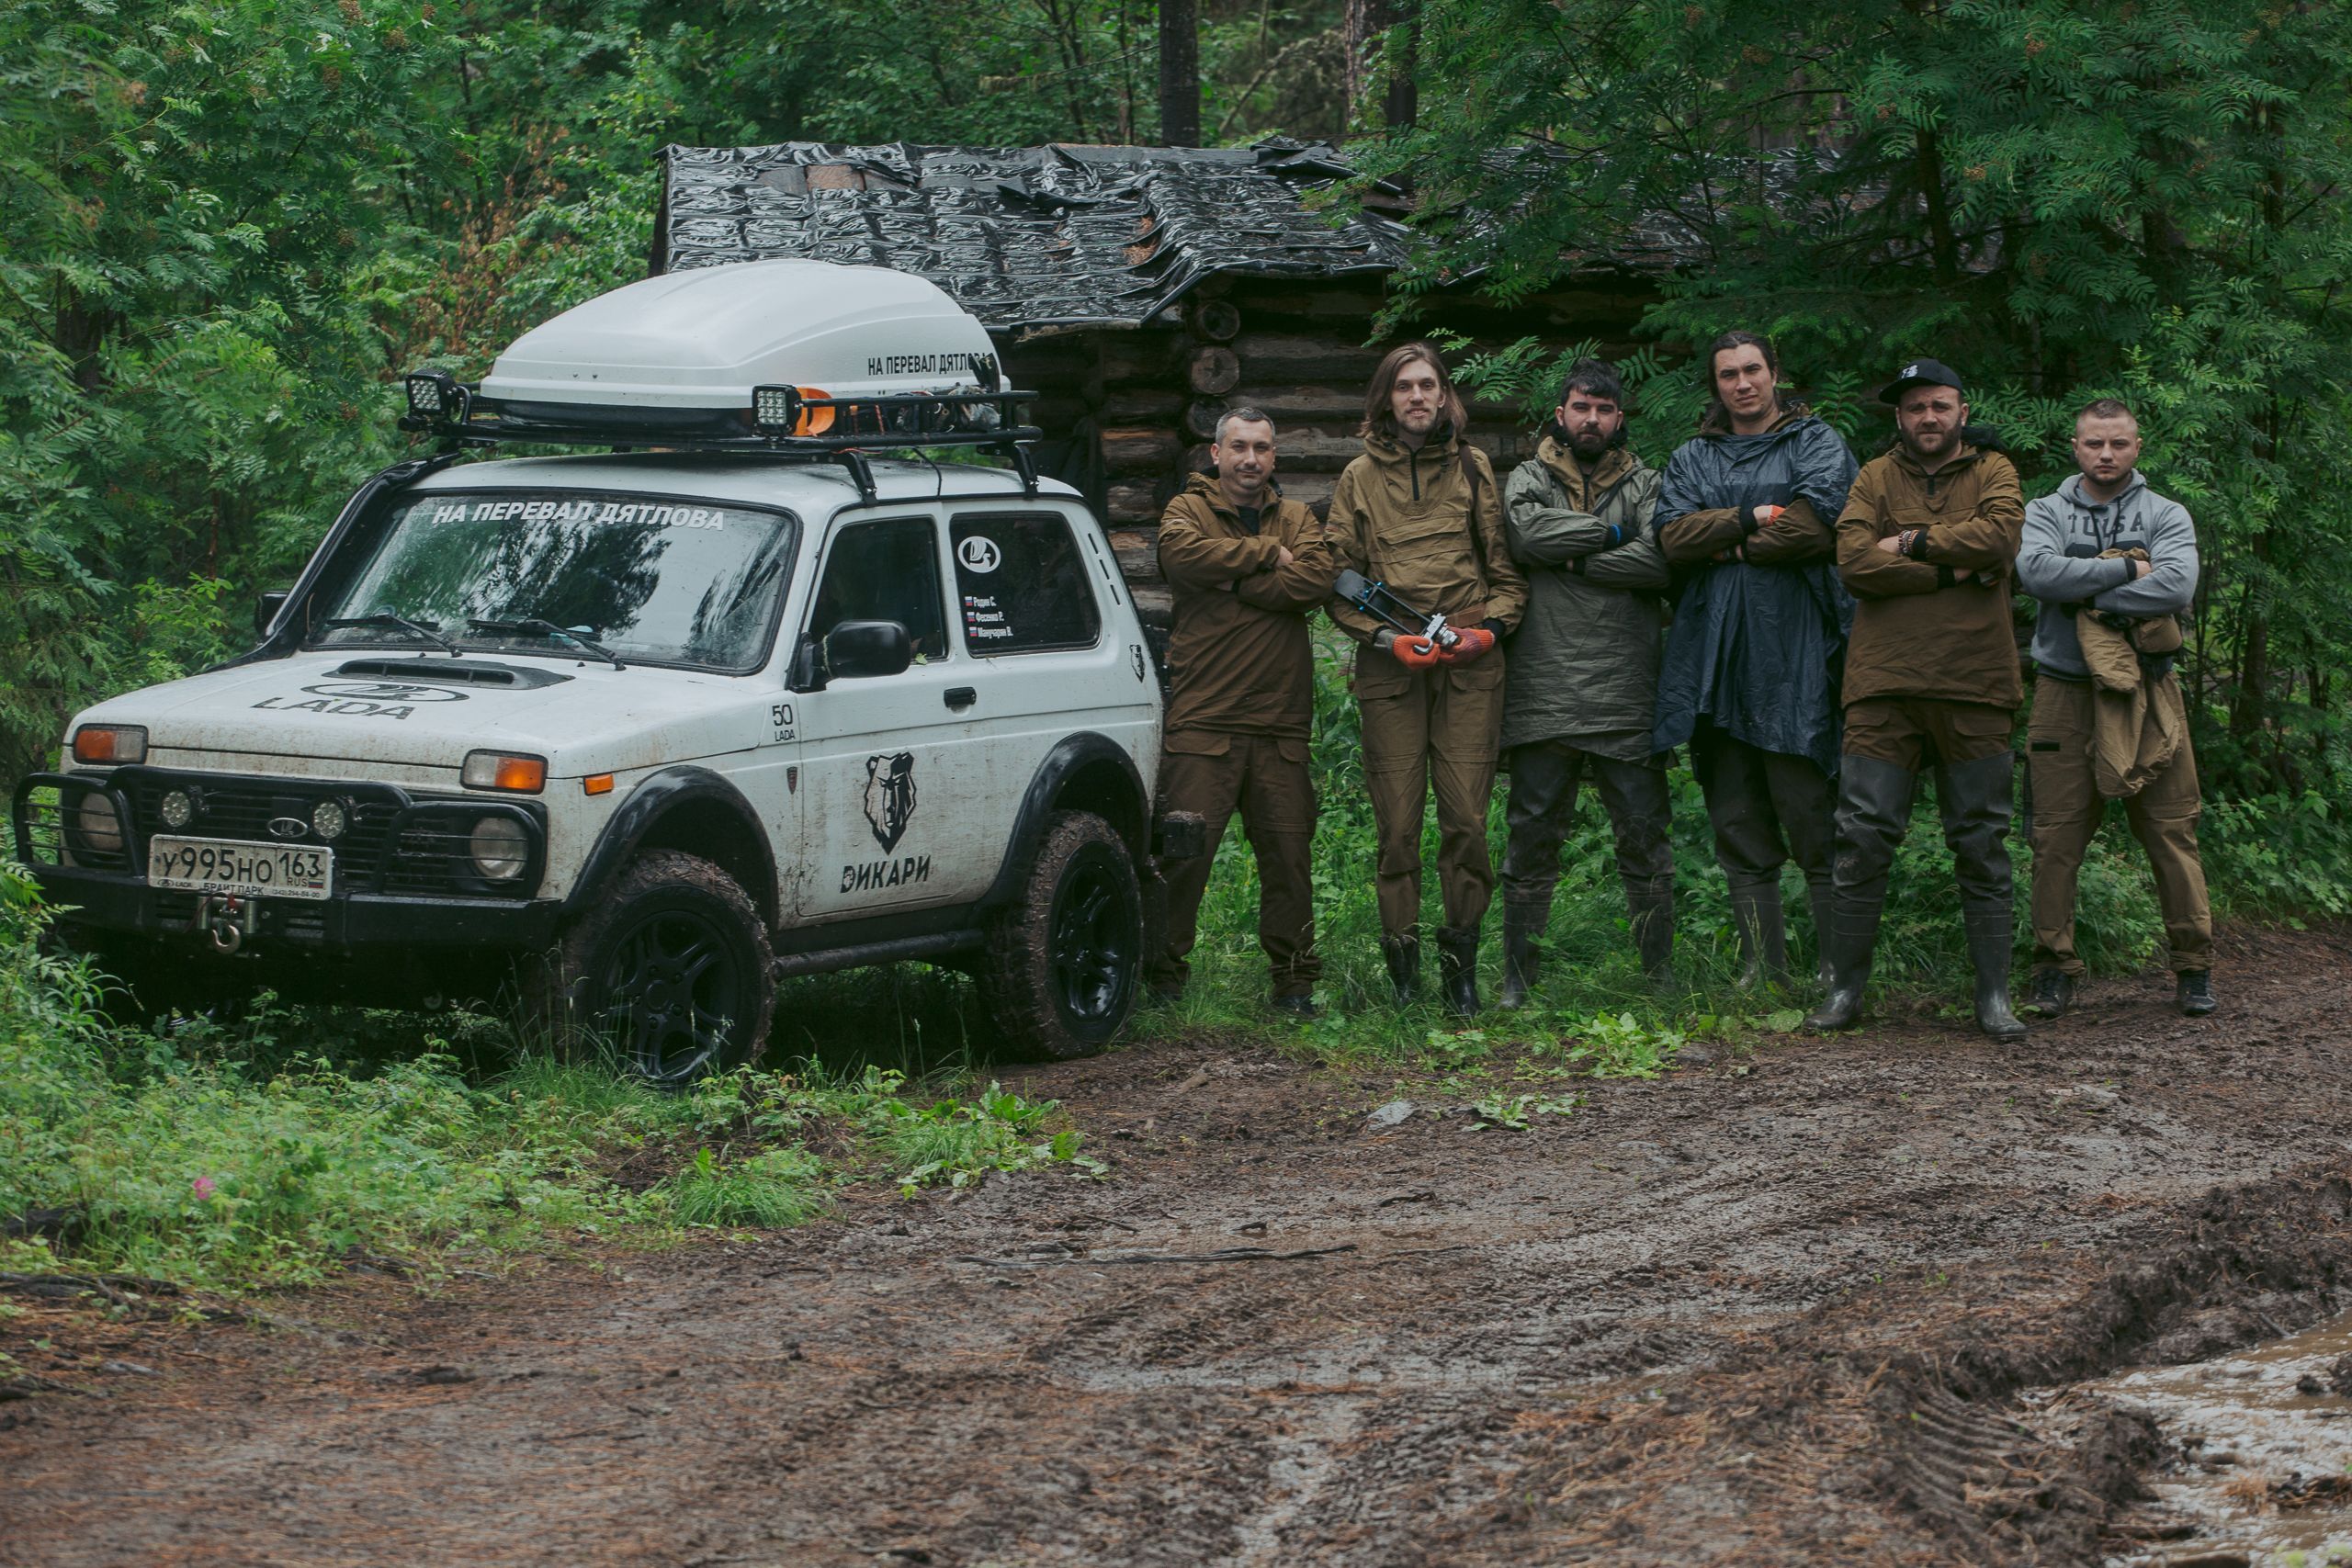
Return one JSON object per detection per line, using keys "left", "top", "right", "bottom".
{"left": 1653, "top": 332, "right": 1860, "bottom": 990}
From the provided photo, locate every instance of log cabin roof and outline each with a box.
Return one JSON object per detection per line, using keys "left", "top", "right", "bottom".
{"left": 654, "top": 140, "right": 1424, "bottom": 334}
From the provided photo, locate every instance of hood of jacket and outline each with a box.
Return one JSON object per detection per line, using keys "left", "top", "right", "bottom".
{"left": 1535, "top": 436, "right": 1638, "bottom": 499}
{"left": 1179, "top": 468, "right": 1289, "bottom": 522}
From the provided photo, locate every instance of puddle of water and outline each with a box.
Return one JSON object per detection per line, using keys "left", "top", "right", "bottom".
{"left": 2028, "top": 1308, "right": 2352, "bottom": 1565}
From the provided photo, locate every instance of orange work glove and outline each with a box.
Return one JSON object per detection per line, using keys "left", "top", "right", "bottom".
{"left": 1389, "top": 635, "right": 1442, "bottom": 670}
{"left": 1441, "top": 626, "right": 1498, "bottom": 664}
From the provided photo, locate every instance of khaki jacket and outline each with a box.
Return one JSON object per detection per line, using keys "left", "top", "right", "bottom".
{"left": 1836, "top": 441, "right": 2025, "bottom": 708}
{"left": 2075, "top": 613, "right": 2188, "bottom": 799}
{"left": 1326, "top": 430, "right": 1527, "bottom": 649}
{"left": 1156, "top": 472, "right": 1335, "bottom": 738}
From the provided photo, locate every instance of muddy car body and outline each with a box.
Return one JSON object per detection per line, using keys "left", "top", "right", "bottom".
{"left": 13, "top": 263, "right": 1172, "bottom": 1079}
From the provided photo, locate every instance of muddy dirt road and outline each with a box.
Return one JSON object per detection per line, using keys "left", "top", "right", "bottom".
{"left": 10, "top": 925, "right": 2352, "bottom": 1566}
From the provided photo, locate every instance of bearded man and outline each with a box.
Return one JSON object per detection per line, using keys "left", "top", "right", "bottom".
{"left": 1804, "top": 359, "right": 2029, "bottom": 1039}
{"left": 1495, "top": 358, "right": 1673, "bottom": 1004}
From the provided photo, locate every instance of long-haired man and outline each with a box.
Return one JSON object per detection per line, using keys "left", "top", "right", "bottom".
{"left": 1327, "top": 343, "right": 1528, "bottom": 1015}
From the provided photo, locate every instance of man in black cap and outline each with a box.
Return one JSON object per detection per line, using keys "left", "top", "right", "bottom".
{"left": 1804, "top": 357, "right": 2030, "bottom": 1038}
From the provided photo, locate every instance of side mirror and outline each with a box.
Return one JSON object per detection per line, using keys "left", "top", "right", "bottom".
{"left": 256, "top": 590, "right": 290, "bottom": 636}
{"left": 823, "top": 619, "right": 912, "bottom": 681}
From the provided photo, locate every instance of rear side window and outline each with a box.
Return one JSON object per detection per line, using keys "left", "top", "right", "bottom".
{"left": 949, "top": 513, "right": 1102, "bottom": 655}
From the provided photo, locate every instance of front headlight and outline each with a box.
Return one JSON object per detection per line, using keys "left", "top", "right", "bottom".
{"left": 74, "top": 792, "right": 125, "bottom": 857}
{"left": 469, "top": 816, "right": 527, "bottom": 882}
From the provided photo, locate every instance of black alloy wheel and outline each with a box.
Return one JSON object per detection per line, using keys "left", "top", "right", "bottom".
{"left": 1047, "top": 853, "right": 1136, "bottom": 1030}
{"left": 594, "top": 906, "right": 754, "bottom": 1084}
{"left": 530, "top": 850, "right": 776, "bottom": 1089}
{"left": 980, "top": 809, "right": 1144, "bottom": 1060}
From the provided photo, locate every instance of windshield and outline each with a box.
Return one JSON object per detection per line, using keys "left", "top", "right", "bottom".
{"left": 315, "top": 491, "right": 797, "bottom": 671}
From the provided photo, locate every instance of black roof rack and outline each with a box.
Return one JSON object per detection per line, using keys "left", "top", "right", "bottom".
{"left": 396, "top": 376, "right": 1047, "bottom": 501}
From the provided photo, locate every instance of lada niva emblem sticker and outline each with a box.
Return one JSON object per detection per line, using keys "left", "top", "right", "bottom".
{"left": 305, "top": 680, "right": 468, "bottom": 702}
{"left": 956, "top": 536, "right": 1001, "bottom": 574}
{"left": 862, "top": 751, "right": 918, "bottom": 851}
{"left": 251, "top": 680, "right": 471, "bottom": 720}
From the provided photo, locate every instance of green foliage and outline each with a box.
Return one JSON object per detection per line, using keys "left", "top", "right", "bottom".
{"left": 1366, "top": 0, "right": 2352, "bottom": 801}
{"left": 655, "top": 1145, "right": 829, "bottom": 1228}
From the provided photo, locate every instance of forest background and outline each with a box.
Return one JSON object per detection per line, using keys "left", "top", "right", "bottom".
{"left": 7, "top": 0, "right": 2352, "bottom": 862}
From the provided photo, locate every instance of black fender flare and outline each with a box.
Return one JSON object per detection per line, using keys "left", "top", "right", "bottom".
{"left": 979, "top": 732, "right": 1148, "bottom": 908}
{"left": 562, "top": 764, "right": 780, "bottom": 927}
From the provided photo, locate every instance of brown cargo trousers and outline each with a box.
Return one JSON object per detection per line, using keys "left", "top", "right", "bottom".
{"left": 1148, "top": 728, "right": 1321, "bottom": 999}
{"left": 1356, "top": 651, "right": 1506, "bottom": 936}
{"left": 2027, "top": 674, "right": 2213, "bottom": 975}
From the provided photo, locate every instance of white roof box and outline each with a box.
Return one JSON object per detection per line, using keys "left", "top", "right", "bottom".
{"left": 480, "top": 259, "right": 999, "bottom": 412}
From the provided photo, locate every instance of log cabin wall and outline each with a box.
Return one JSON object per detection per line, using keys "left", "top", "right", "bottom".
{"left": 1002, "top": 273, "right": 1659, "bottom": 639}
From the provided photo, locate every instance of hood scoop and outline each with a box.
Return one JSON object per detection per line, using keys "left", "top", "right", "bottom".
{"left": 330, "top": 658, "right": 572, "bottom": 690}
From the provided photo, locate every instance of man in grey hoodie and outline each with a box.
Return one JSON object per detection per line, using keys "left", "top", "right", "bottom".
{"left": 2014, "top": 399, "right": 2215, "bottom": 1018}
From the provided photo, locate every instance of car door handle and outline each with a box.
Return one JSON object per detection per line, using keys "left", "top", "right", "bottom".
{"left": 944, "top": 687, "right": 978, "bottom": 711}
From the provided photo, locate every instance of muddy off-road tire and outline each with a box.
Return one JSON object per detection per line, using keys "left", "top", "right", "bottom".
{"left": 525, "top": 850, "right": 775, "bottom": 1089}
{"left": 978, "top": 810, "right": 1143, "bottom": 1060}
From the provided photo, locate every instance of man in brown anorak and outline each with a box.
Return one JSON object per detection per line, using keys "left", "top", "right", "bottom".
{"left": 1327, "top": 344, "right": 1528, "bottom": 1016}
{"left": 1804, "top": 358, "right": 2029, "bottom": 1040}
{"left": 1147, "top": 409, "right": 1337, "bottom": 1015}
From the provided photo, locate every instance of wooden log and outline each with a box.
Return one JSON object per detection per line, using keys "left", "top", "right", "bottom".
{"left": 1182, "top": 400, "right": 1227, "bottom": 441}
{"left": 1107, "top": 484, "right": 1163, "bottom": 525}
{"left": 1130, "top": 585, "right": 1174, "bottom": 627}
{"left": 1101, "top": 333, "right": 1183, "bottom": 383}
{"left": 1183, "top": 443, "right": 1214, "bottom": 475}
{"left": 1107, "top": 528, "right": 1160, "bottom": 579}
{"left": 1100, "top": 389, "right": 1184, "bottom": 423}
{"left": 1186, "top": 345, "right": 1241, "bottom": 396}
{"left": 1231, "top": 333, "right": 1386, "bottom": 382}
{"left": 1235, "top": 385, "right": 1364, "bottom": 423}
{"left": 1185, "top": 297, "right": 1241, "bottom": 342}
{"left": 1274, "top": 473, "right": 1338, "bottom": 511}
{"left": 1102, "top": 427, "right": 1183, "bottom": 472}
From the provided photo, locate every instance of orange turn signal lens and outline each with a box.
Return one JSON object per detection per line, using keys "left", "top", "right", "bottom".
{"left": 795, "top": 387, "right": 835, "bottom": 437}
{"left": 71, "top": 725, "right": 147, "bottom": 765}
{"left": 582, "top": 773, "right": 614, "bottom": 796}
{"left": 460, "top": 750, "right": 548, "bottom": 794}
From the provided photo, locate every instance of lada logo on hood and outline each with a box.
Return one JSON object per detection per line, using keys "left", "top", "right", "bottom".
{"left": 303, "top": 680, "right": 469, "bottom": 703}
{"left": 252, "top": 678, "right": 473, "bottom": 721}
{"left": 267, "top": 818, "right": 308, "bottom": 840}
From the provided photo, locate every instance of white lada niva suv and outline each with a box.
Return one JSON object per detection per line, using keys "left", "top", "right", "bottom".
{"left": 13, "top": 261, "right": 1185, "bottom": 1084}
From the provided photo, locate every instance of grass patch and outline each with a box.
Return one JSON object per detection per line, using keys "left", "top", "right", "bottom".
{"left": 0, "top": 864, "right": 1099, "bottom": 1295}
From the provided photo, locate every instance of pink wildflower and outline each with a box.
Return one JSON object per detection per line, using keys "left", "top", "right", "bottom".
{"left": 192, "top": 1177, "right": 216, "bottom": 1201}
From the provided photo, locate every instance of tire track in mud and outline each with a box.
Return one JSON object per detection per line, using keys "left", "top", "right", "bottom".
{"left": 5, "top": 925, "right": 2351, "bottom": 1566}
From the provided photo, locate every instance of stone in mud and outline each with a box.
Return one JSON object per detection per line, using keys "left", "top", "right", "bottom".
{"left": 2329, "top": 1352, "right": 2352, "bottom": 1397}
{"left": 1365, "top": 1099, "right": 1414, "bottom": 1130}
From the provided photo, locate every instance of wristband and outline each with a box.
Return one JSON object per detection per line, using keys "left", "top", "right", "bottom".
{"left": 1936, "top": 565, "right": 1956, "bottom": 589}
{"left": 1603, "top": 524, "right": 1626, "bottom": 548}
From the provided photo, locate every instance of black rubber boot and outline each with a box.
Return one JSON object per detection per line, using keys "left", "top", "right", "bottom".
{"left": 2177, "top": 969, "right": 2217, "bottom": 1017}
{"left": 2021, "top": 967, "right": 2075, "bottom": 1019}
{"left": 1379, "top": 934, "right": 1421, "bottom": 1005}
{"left": 1807, "top": 884, "right": 1836, "bottom": 989}
{"left": 1627, "top": 882, "right": 1675, "bottom": 990}
{"left": 1801, "top": 895, "right": 1883, "bottom": 1032}
{"left": 1497, "top": 902, "right": 1544, "bottom": 1010}
{"left": 1964, "top": 906, "right": 2028, "bottom": 1042}
{"left": 1435, "top": 925, "right": 1482, "bottom": 1019}
{"left": 1802, "top": 756, "right": 1917, "bottom": 1032}
{"left": 1729, "top": 885, "right": 1789, "bottom": 992}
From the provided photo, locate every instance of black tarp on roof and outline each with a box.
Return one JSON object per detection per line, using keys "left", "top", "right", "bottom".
{"left": 655, "top": 139, "right": 1418, "bottom": 334}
